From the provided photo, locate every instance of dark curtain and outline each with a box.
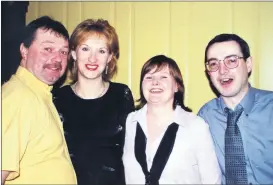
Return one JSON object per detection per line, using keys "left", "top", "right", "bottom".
{"left": 1, "top": 1, "right": 29, "bottom": 85}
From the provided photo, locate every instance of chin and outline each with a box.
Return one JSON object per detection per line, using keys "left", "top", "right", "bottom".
{"left": 47, "top": 80, "right": 57, "bottom": 85}
{"left": 147, "top": 100, "right": 162, "bottom": 105}
{"left": 44, "top": 77, "right": 59, "bottom": 85}
{"left": 84, "top": 72, "right": 103, "bottom": 80}
{"left": 220, "top": 90, "right": 239, "bottom": 98}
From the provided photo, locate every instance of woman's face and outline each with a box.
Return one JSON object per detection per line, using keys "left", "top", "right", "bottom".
{"left": 72, "top": 35, "right": 112, "bottom": 81}
{"left": 142, "top": 65, "right": 178, "bottom": 106}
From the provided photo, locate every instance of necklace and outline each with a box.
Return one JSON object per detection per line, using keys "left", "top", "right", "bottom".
{"left": 72, "top": 81, "right": 106, "bottom": 99}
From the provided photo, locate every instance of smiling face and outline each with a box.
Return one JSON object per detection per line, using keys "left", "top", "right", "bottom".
{"left": 71, "top": 35, "right": 112, "bottom": 81}
{"left": 142, "top": 65, "right": 178, "bottom": 107}
{"left": 20, "top": 28, "right": 69, "bottom": 85}
{"left": 207, "top": 41, "right": 252, "bottom": 101}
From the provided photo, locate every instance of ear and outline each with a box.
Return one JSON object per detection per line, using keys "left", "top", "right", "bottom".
{"left": 246, "top": 56, "right": 253, "bottom": 73}
{"left": 245, "top": 56, "right": 253, "bottom": 73}
{"left": 71, "top": 50, "right": 77, "bottom": 61}
{"left": 206, "top": 70, "right": 212, "bottom": 76}
{"left": 20, "top": 43, "right": 28, "bottom": 60}
{"left": 20, "top": 43, "right": 28, "bottom": 66}
{"left": 175, "top": 83, "right": 179, "bottom": 93}
{"left": 107, "top": 54, "right": 113, "bottom": 64}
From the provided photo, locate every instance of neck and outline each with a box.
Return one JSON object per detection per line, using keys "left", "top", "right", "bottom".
{"left": 146, "top": 103, "right": 174, "bottom": 126}
{"left": 73, "top": 77, "right": 108, "bottom": 99}
{"left": 222, "top": 84, "right": 249, "bottom": 110}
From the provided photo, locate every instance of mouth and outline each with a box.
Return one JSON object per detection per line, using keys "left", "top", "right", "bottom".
{"left": 44, "top": 63, "right": 62, "bottom": 71}
{"left": 219, "top": 77, "right": 233, "bottom": 86}
{"left": 150, "top": 88, "right": 163, "bottom": 93}
{"left": 85, "top": 64, "right": 99, "bottom": 71}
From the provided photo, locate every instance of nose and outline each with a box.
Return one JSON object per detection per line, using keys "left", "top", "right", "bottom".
{"left": 52, "top": 51, "right": 62, "bottom": 63}
{"left": 152, "top": 77, "right": 159, "bottom": 85}
{"left": 88, "top": 52, "right": 97, "bottom": 63}
{"left": 218, "top": 61, "right": 229, "bottom": 75}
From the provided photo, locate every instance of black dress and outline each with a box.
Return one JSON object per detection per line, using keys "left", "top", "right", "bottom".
{"left": 52, "top": 82, "right": 135, "bottom": 185}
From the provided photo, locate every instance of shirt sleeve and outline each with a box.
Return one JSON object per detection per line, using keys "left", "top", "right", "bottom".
{"left": 197, "top": 106, "right": 207, "bottom": 121}
{"left": 194, "top": 118, "right": 222, "bottom": 184}
{"left": 2, "top": 91, "right": 32, "bottom": 180}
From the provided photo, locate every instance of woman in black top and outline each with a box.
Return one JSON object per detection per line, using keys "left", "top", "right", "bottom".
{"left": 52, "top": 19, "right": 135, "bottom": 185}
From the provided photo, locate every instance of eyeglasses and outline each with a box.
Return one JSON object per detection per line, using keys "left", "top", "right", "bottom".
{"left": 206, "top": 55, "right": 244, "bottom": 72}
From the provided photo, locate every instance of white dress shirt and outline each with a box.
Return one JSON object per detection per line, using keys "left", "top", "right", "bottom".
{"left": 123, "top": 105, "right": 221, "bottom": 184}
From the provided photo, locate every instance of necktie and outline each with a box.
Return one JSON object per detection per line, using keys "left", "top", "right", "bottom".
{"left": 225, "top": 107, "right": 248, "bottom": 185}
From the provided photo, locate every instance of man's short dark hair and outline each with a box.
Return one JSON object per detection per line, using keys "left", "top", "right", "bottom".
{"left": 22, "top": 15, "right": 69, "bottom": 48}
{"left": 204, "top": 33, "right": 251, "bottom": 64}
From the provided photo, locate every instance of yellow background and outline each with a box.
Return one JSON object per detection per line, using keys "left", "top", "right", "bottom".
{"left": 26, "top": 2, "right": 273, "bottom": 113}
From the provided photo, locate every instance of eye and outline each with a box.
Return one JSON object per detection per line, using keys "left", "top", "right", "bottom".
{"left": 144, "top": 76, "right": 152, "bottom": 80}
{"left": 226, "top": 57, "right": 237, "bottom": 63}
{"left": 44, "top": 47, "right": 52, "bottom": 52}
{"left": 99, "top": 49, "right": 107, "bottom": 54}
{"left": 208, "top": 60, "right": 218, "bottom": 67}
{"left": 81, "top": 47, "right": 89, "bottom": 51}
{"left": 160, "top": 76, "right": 168, "bottom": 79}
{"left": 60, "top": 50, "right": 68, "bottom": 56}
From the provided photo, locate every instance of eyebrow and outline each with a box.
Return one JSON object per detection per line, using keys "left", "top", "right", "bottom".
{"left": 207, "top": 54, "right": 239, "bottom": 62}
{"left": 41, "top": 40, "right": 55, "bottom": 44}
{"left": 80, "top": 44, "right": 108, "bottom": 49}
{"left": 41, "top": 41, "right": 69, "bottom": 48}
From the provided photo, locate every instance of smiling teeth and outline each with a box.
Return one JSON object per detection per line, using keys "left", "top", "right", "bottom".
{"left": 86, "top": 64, "right": 98, "bottom": 69}
{"left": 221, "top": 78, "right": 230, "bottom": 82}
{"left": 49, "top": 67, "right": 59, "bottom": 71}
{"left": 150, "top": 89, "right": 163, "bottom": 93}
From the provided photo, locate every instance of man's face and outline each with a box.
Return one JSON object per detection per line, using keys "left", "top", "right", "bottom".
{"left": 206, "top": 41, "right": 252, "bottom": 99}
{"left": 20, "top": 28, "right": 69, "bottom": 85}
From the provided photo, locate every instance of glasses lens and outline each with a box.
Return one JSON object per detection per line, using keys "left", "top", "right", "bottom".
{"left": 207, "top": 60, "right": 218, "bottom": 72}
{"left": 224, "top": 56, "right": 239, "bottom": 69}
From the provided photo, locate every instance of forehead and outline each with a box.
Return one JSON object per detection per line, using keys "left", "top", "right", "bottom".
{"left": 207, "top": 41, "right": 242, "bottom": 59}
{"left": 148, "top": 65, "right": 170, "bottom": 74}
{"left": 34, "top": 28, "right": 68, "bottom": 46}
{"left": 79, "top": 34, "right": 108, "bottom": 46}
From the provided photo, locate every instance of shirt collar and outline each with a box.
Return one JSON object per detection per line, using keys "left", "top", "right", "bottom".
{"left": 133, "top": 104, "right": 187, "bottom": 127}
{"left": 15, "top": 66, "right": 53, "bottom": 94}
{"left": 218, "top": 83, "right": 255, "bottom": 114}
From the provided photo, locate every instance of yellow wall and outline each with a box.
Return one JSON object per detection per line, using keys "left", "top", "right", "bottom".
{"left": 26, "top": 2, "right": 273, "bottom": 113}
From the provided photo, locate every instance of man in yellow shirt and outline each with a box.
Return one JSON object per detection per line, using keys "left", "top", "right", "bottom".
{"left": 2, "top": 16, "right": 77, "bottom": 184}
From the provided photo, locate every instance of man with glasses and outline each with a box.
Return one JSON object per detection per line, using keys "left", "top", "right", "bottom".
{"left": 198, "top": 33, "right": 273, "bottom": 185}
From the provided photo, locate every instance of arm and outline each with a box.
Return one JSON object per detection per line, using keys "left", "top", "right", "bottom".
{"left": 123, "top": 86, "right": 135, "bottom": 114}
{"left": 120, "top": 86, "right": 135, "bottom": 149}
{"left": 195, "top": 119, "right": 221, "bottom": 184}
{"left": 1, "top": 171, "right": 11, "bottom": 185}
{"left": 2, "top": 90, "right": 31, "bottom": 182}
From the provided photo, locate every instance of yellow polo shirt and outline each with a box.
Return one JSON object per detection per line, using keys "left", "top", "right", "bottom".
{"left": 2, "top": 66, "right": 77, "bottom": 184}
